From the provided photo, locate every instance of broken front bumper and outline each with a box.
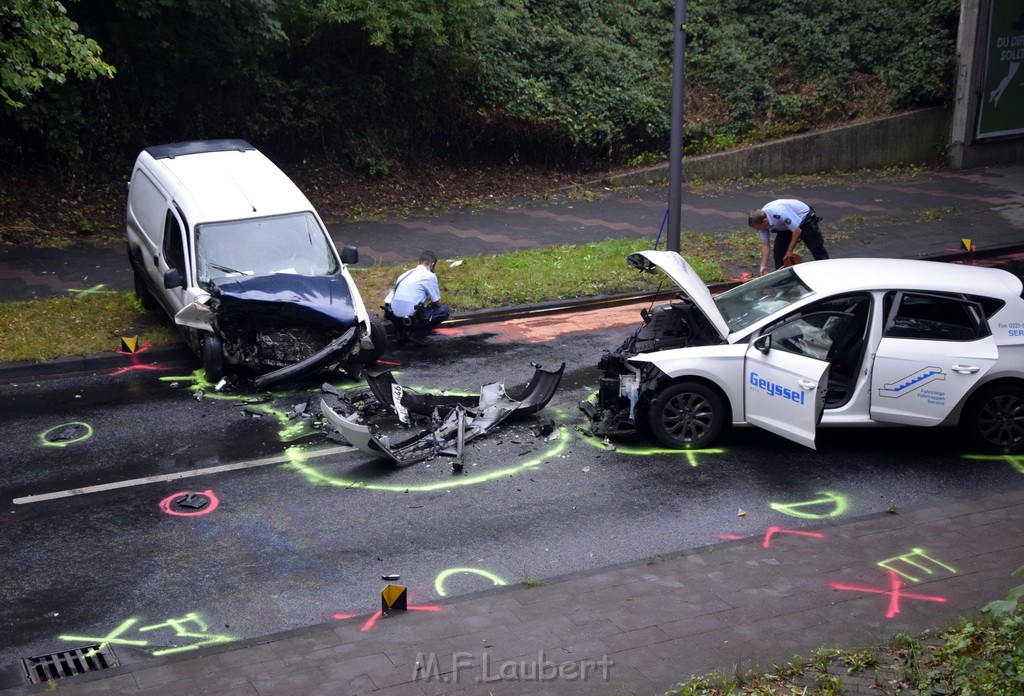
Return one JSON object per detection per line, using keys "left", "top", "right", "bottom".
{"left": 321, "top": 363, "right": 565, "bottom": 464}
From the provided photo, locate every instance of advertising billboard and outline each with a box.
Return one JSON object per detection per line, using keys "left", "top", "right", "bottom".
{"left": 977, "top": 0, "right": 1024, "bottom": 139}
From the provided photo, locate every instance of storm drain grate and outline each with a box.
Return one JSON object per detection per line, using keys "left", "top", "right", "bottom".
{"left": 21, "top": 644, "right": 119, "bottom": 684}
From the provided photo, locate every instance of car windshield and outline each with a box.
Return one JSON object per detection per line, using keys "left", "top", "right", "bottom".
{"left": 195, "top": 212, "right": 340, "bottom": 284}
{"left": 714, "top": 269, "right": 814, "bottom": 332}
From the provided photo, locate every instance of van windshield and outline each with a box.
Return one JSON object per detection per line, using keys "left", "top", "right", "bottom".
{"left": 195, "top": 212, "right": 340, "bottom": 284}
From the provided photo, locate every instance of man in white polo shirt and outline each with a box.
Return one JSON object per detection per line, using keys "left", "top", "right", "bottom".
{"left": 386, "top": 250, "right": 451, "bottom": 345}
{"left": 748, "top": 198, "right": 830, "bottom": 275}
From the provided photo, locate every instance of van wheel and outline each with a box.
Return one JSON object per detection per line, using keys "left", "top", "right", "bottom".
{"left": 362, "top": 315, "right": 389, "bottom": 364}
{"left": 202, "top": 334, "right": 224, "bottom": 383}
{"left": 133, "top": 268, "right": 158, "bottom": 310}
{"left": 962, "top": 384, "right": 1024, "bottom": 454}
{"left": 647, "top": 381, "right": 726, "bottom": 449}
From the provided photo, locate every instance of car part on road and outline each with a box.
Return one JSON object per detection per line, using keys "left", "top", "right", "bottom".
{"left": 320, "top": 363, "right": 565, "bottom": 464}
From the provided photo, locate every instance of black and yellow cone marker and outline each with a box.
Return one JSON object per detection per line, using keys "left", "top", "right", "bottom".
{"left": 961, "top": 238, "right": 973, "bottom": 252}
{"left": 381, "top": 583, "right": 407, "bottom": 612}
{"left": 120, "top": 336, "right": 139, "bottom": 353}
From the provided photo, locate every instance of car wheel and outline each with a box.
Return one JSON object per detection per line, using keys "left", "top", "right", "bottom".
{"left": 362, "top": 314, "right": 389, "bottom": 364}
{"left": 647, "top": 381, "right": 726, "bottom": 449}
{"left": 963, "top": 384, "right": 1024, "bottom": 454}
{"left": 133, "top": 267, "right": 158, "bottom": 310}
{"left": 201, "top": 333, "right": 224, "bottom": 383}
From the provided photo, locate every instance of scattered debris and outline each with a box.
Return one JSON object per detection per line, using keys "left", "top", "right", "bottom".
{"left": 320, "top": 363, "right": 565, "bottom": 464}
{"left": 321, "top": 382, "right": 344, "bottom": 397}
{"left": 737, "top": 509, "right": 747, "bottom": 517}
{"left": 529, "top": 418, "right": 555, "bottom": 437}
{"left": 175, "top": 492, "right": 210, "bottom": 509}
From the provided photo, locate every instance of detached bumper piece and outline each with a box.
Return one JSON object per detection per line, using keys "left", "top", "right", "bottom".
{"left": 320, "top": 363, "right": 565, "bottom": 464}
{"left": 253, "top": 327, "right": 357, "bottom": 390}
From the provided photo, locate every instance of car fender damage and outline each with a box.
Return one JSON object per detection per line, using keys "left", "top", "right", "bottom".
{"left": 321, "top": 363, "right": 565, "bottom": 464}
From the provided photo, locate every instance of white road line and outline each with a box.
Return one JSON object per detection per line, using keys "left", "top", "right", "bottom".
{"left": 13, "top": 444, "right": 355, "bottom": 505}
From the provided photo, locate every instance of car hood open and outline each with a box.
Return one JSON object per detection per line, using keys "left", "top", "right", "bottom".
{"left": 210, "top": 274, "right": 357, "bottom": 327}
{"left": 627, "top": 251, "right": 730, "bottom": 340}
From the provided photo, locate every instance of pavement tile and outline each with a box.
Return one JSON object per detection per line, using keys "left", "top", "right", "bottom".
{"left": 318, "top": 652, "right": 395, "bottom": 682}
{"left": 259, "top": 673, "right": 376, "bottom": 696}
{"left": 264, "top": 630, "right": 346, "bottom": 662}
{"left": 246, "top": 664, "right": 328, "bottom": 695}
{"left": 655, "top": 610, "right": 731, "bottom": 640}
{"left": 599, "top": 625, "right": 670, "bottom": 654}
{"left": 57, "top": 672, "right": 145, "bottom": 695}
{"left": 442, "top": 624, "right": 522, "bottom": 655}
{"left": 602, "top": 645, "right": 681, "bottom": 691}
{"left": 447, "top": 610, "right": 520, "bottom": 634}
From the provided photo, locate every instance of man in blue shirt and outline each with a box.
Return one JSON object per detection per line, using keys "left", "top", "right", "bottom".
{"left": 748, "top": 199, "right": 829, "bottom": 275}
{"left": 387, "top": 251, "right": 451, "bottom": 345}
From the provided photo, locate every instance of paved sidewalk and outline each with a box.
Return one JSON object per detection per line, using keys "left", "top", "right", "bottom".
{"left": 3, "top": 489, "right": 1021, "bottom": 695}
{"left": 2, "top": 165, "right": 1023, "bottom": 302}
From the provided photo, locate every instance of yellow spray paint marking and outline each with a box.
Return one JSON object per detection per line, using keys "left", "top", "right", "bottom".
{"left": 159, "top": 369, "right": 328, "bottom": 441}
{"left": 877, "top": 548, "right": 956, "bottom": 582}
{"left": 61, "top": 619, "right": 148, "bottom": 650}
{"left": 67, "top": 284, "right": 112, "bottom": 298}
{"left": 39, "top": 422, "right": 93, "bottom": 447}
{"left": 963, "top": 453, "right": 1024, "bottom": 474}
{"left": 137, "top": 612, "right": 233, "bottom": 656}
{"left": 62, "top": 613, "right": 235, "bottom": 658}
{"left": 434, "top": 568, "right": 508, "bottom": 597}
{"left": 286, "top": 426, "right": 569, "bottom": 492}
{"left": 769, "top": 491, "right": 851, "bottom": 519}
{"left": 578, "top": 430, "right": 723, "bottom": 466}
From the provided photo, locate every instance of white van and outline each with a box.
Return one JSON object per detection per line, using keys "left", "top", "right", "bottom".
{"left": 126, "top": 139, "right": 386, "bottom": 387}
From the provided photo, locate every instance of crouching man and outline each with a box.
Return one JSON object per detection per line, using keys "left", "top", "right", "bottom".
{"left": 385, "top": 250, "right": 451, "bottom": 345}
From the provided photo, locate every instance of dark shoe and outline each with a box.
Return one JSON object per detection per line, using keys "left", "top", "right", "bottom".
{"left": 407, "top": 332, "right": 428, "bottom": 346}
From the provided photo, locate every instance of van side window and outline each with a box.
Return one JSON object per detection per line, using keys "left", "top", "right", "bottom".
{"left": 162, "top": 210, "right": 186, "bottom": 274}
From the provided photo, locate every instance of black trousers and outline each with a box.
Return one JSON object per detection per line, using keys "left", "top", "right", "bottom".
{"left": 772, "top": 212, "right": 830, "bottom": 269}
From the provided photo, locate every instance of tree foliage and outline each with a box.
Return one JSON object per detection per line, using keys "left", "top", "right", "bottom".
{"left": 0, "top": 0, "right": 115, "bottom": 110}
{"left": 0, "top": 0, "right": 962, "bottom": 169}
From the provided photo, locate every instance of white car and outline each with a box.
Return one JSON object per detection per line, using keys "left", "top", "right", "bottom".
{"left": 582, "top": 251, "right": 1024, "bottom": 453}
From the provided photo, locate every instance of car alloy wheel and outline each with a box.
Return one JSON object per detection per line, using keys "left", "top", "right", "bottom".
{"left": 648, "top": 381, "right": 725, "bottom": 449}
{"left": 969, "top": 385, "right": 1024, "bottom": 453}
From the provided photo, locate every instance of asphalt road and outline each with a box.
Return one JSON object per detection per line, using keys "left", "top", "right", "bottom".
{"left": 2, "top": 290, "right": 1024, "bottom": 679}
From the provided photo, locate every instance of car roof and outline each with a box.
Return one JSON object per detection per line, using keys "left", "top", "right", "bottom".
{"left": 791, "top": 258, "right": 1024, "bottom": 300}
{"left": 135, "top": 142, "right": 315, "bottom": 225}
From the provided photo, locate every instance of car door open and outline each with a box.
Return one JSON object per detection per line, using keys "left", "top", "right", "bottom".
{"left": 744, "top": 311, "right": 850, "bottom": 448}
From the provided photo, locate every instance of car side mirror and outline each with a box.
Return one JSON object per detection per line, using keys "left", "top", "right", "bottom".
{"left": 341, "top": 245, "right": 358, "bottom": 265}
{"left": 754, "top": 334, "right": 772, "bottom": 354}
{"left": 163, "top": 267, "right": 184, "bottom": 289}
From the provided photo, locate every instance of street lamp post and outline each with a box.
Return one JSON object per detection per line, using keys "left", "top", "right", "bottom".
{"left": 666, "top": 0, "right": 687, "bottom": 252}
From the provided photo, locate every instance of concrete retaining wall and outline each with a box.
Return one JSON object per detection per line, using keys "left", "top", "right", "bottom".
{"left": 606, "top": 107, "right": 955, "bottom": 185}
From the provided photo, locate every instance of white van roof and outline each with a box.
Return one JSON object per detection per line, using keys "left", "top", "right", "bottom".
{"left": 136, "top": 139, "right": 315, "bottom": 225}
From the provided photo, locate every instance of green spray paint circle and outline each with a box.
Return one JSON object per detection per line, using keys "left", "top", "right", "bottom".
{"left": 434, "top": 568, "right": 508, "bottom": 596}
{"left": 40, "top": 422, "right": 93, "bottom": 447}
{"left": 285, "top": 426, "right": 569, "bottom": 492}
